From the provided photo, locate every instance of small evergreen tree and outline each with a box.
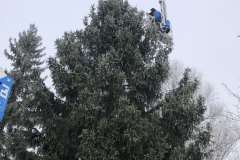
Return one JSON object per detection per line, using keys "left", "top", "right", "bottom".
{"left": 160, "top": 69, "right": 211, "bottom": 160}
{"left": 0, "top": 24, "right": 46, "bottom": 160}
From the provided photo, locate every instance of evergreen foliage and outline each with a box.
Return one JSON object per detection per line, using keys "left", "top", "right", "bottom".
{"left": 1, "top": 0, "right": 211, "bottom": 160}
{"left": 0, "top": 24, "right": 46, "bottom": 160}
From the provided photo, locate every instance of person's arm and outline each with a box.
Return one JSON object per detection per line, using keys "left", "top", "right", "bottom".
{"left": 146, "top": 14, "right": 155, "bottom": 20}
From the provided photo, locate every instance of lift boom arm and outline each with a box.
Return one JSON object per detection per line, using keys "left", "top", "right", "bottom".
{"left": 159, "top": 0, "right": 167, "bottom": 26}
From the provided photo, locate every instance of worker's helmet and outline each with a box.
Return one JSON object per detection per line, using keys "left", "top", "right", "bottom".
{"left": 151, "top": 8, "right": 156, "bottom": 11}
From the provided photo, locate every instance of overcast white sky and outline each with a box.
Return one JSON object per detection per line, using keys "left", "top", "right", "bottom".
{"left": 0, "top": 0, "right": 240, "bottom": 107}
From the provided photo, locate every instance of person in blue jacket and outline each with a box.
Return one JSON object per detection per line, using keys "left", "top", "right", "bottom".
{"left": 147, "top": 8, "right": 171, "bottom": 34}
{"left": 147, "top": 8, "right": 162, "bottom": 24}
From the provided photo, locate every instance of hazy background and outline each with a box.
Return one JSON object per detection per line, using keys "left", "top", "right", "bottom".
{"left": 1, "top": 0, "right": 239, "bottom": 107}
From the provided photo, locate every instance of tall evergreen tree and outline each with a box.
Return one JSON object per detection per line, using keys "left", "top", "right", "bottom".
{"left": 0, "top": 24, "right": 46, "bottom": 160}
{"left": 32, "top": 0, "right": 169, "bottom": 159}
{"left": 27, "top": 0, "right": 211, "bottom": 160}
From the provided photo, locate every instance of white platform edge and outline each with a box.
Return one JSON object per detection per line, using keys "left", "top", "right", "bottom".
{"left": 0, "top": 68, "right": 7, "bottom": 79}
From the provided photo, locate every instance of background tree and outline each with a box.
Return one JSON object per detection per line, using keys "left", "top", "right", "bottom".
{"left": 220, "top": 82, "right": 240, "bottom": 159}
{"left": 0, "top": 24, "right": 46, "bottom": 160}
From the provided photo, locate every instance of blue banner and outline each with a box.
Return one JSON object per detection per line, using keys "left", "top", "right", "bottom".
{"left": 0, "top": 76, "right": 13, "bottom": 120}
